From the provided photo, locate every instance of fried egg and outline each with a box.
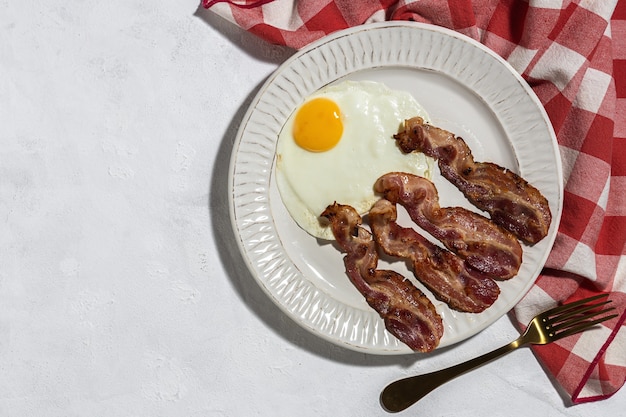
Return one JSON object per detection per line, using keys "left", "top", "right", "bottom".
{"left": 275, "top": 80, "right": 432, "bottom": 240}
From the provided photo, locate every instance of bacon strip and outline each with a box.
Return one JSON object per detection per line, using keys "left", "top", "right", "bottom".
{"left": 394, "top": 117, "right": 551, "bottom": 245}
{"left": 375, "top": 172, "right": 522, "bottom": 280}
{"left": 369, "top": 199, "right": 500, "bottom": 313}
{"left": 321, "top": 203, "right": 443, "bottom": 352}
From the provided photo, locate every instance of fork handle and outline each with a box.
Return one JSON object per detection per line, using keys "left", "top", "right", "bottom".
{"left": 381, "top": 338, "right": 523, "bottom": 413}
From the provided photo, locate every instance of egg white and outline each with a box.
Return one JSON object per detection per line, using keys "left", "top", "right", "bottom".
{"left": 275, "top": 80, "right": 433, "bottom": 240}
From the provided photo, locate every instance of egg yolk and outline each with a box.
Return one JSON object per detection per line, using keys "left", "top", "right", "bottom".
{"left": 293, "top": 98, "right": 343, "bottom": 152}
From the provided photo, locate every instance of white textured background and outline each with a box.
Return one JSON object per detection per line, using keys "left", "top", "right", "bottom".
{"left": 1, "top": 1, "right": 624, "bottom": 416}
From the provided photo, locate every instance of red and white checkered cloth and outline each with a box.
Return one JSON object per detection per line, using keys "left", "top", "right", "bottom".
{"left": 204, "top": 0, "right": 626, "bottom": 404}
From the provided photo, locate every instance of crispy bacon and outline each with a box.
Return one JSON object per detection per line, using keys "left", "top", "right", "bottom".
{"left": 394, "top": 117, "right": 551, "bottom": 245}
{"left": 321, "top": 203, "right": 443, "bottom": 352}
{"left": 375, "top": 172, "right": 522, "bottom": 280}
{"left": 369, "top": 199, "right": 500, "bottom": 313}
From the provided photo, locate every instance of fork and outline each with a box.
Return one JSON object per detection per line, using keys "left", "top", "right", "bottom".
{"left": 381, "top": 293, "right": 618, "bottom": 413}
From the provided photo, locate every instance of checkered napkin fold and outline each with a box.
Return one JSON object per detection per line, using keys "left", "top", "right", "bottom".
{"left": 204, "top": 0, "right": 626, "bottom": 404}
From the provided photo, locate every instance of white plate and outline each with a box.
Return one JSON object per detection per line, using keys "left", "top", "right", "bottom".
{"left": 228, "top": 22, "right": 563, "bottom": 354}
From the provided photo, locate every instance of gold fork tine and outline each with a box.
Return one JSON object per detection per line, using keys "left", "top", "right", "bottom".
{"left": 547, "top": 300, "right": 612, "bottom": 325}
{"left": 549, "top": 305, "right": 616, "bottom": 332}
{"left": 541, "top": 294, "right": 616, "bottom": 338}
{"left": 550, "top": 309, "right": 618, "bottom": 340}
